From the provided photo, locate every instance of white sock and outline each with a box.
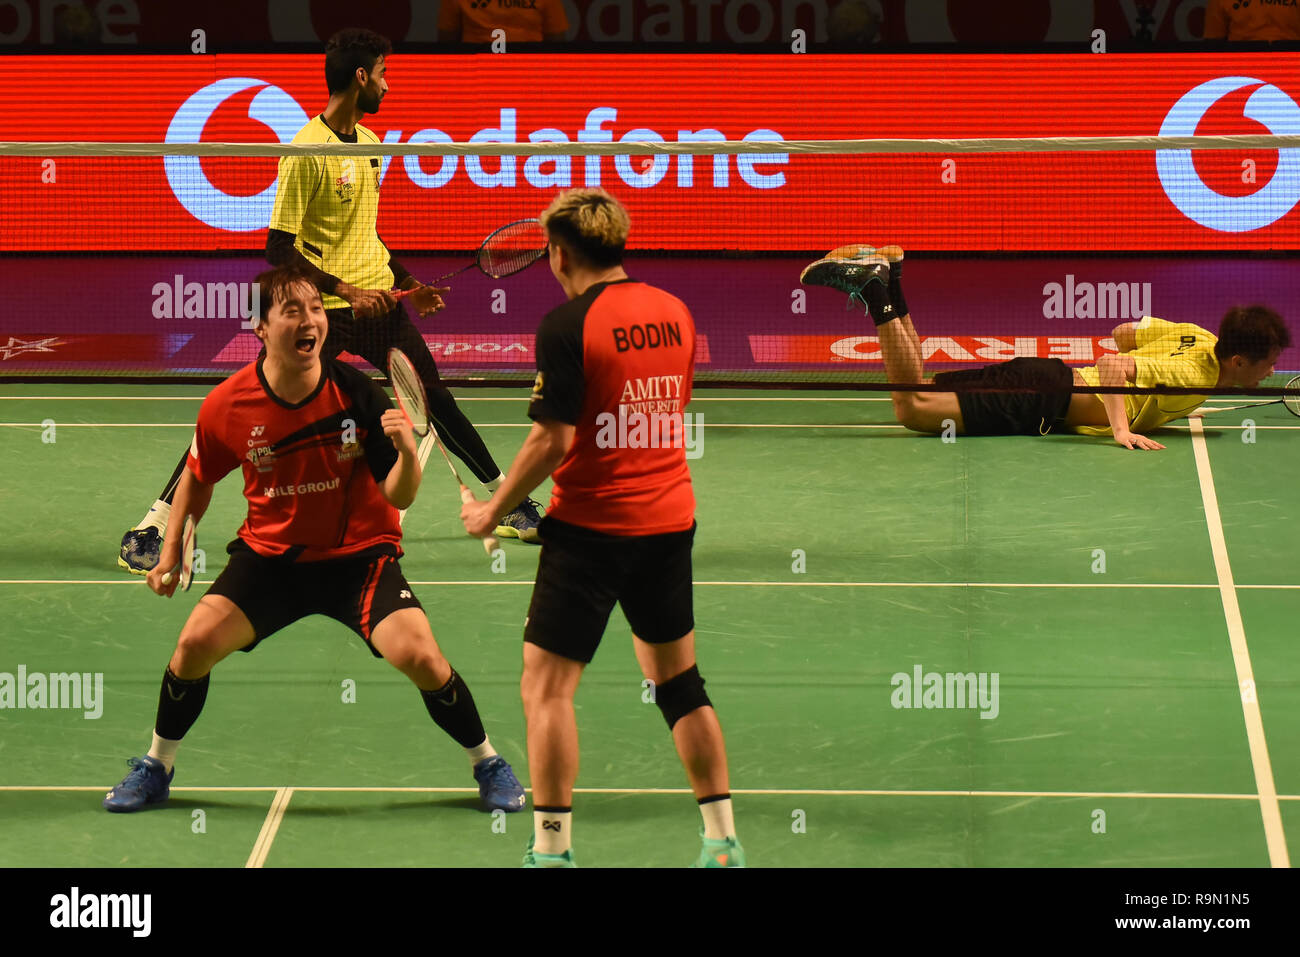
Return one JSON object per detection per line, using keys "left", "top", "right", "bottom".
{"left": 148, "top": 732, "right": 181, "bottom": 773}
{"left": 135, "top": 499, "right": 171, "bottom": 532}
{"left": 467, "top": 737, "right": 497, "bottom": 767}
{"left": 534, "top": 809, "right": 572, "bottom": 855}
{"left": 699, "top": 796, "right": 735, "bottom": 840}
{"left": 484, "top": 473, "right": 505, "bottom": 493}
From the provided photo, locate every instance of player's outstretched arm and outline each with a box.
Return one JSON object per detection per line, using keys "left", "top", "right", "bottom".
{"left": 1097, "top": 354, "right": 1165, "bottom": 451}
{"left": 461, "top": 419, "right": 574, "bottom": 539}
{"left": 379, "top": 408, "right": 422, "bottom": 510}
{"left": 147, "top": 468, "right": 215, "bottom": 597}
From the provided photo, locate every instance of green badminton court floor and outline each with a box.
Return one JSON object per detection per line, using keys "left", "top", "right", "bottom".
{"left": 1, "top": 384, "right": 1297, "bottom": 867}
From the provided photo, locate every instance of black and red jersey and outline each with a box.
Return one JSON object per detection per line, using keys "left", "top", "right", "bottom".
{"left": 528, "top": 278, "right": 695, "bottom": 536}
{"left": 187, "top": 356, "right": 401, "bottom": 560}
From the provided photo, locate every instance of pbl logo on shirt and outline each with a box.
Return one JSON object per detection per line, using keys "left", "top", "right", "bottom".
{"left": 1157, "top": 76, "right": 1300, "bottom": 233}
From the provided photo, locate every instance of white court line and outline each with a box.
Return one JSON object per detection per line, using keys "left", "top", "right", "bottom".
{"left": 3, "top": 579, "right": 1300, "bottom": 589}
{"left": 1, "top": 785, "right": 1291, "bottom": 801}
{"left": 245, "top": 786, "right": 293, "bottom": 869}
{"left": 1188, "top": 417, "right": 1289, "bottom": 868}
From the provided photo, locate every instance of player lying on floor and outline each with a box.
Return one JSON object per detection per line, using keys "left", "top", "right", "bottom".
{"left": 800, "top": 245, "right": 1290, "bottom": 449}
{"left": 102, "top": 265, "right": 525, "bottom": 815}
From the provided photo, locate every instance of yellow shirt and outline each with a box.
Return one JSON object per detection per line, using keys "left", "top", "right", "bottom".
{"left": 1073, "top": 316, "right": 1220, "bottom": 436}
{"left": 268, "top": 116, "right": 393, "bottom": 310}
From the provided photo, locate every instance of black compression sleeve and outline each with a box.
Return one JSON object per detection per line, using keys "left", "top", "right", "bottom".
{"left": 266, "top": 228, "right": 343, "bottom": 296}
{"left": 382, "top": 237, "right": 413, "bottom": 289}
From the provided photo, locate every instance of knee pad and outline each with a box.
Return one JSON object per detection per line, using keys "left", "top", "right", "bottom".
{"left": 653, "top": 664, "right": 712, "bottom": 730}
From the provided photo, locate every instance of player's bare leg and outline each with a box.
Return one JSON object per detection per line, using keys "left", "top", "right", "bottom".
{"left": 105, "top": 596, "right": 254, "bottom": 812}
{"left": 519, "top": 643, "right": 585, "bottom": 864}
{"left": 633, "top": 630, "right": 743, "bottom": 866}
{"left": 803, "top": 244, "right": 962, "bottom": 435}
{"left": 372, "top": 607, "right": 526, "bottom": 812}
{"left": 519, "top": 643, "right": 585, "bottom": 807}
{"left": 169, "top": 595, "right": 257, "bottom": 678}
{"left": 369, "top": 607, "right": 452, "bottom": 689}
{"left": 633, "top": 631, "right": 729, "bottom": 798}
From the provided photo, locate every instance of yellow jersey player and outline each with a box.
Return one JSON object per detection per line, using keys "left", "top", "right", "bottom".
{"left": 801, "top": 245, "right": 1290, "bottom": 449}
{"left": 119, "top": 28, "right": 543, "bottom": 574}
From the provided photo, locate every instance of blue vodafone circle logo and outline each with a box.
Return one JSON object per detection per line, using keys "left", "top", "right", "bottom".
{"left": 165, "top": 78, "right": 308, "bottom": 232}
{"left": 1157, "top": 76, "right": 1300, "bottom": 233}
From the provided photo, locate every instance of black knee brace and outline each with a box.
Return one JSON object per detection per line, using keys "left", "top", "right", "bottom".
{"left": 654, "top": 665, "right": 712, "bottom": 730}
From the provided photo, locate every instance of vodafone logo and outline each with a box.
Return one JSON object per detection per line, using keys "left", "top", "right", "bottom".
{"left": 164, "top": 78, "right": 308, "bottom": 232}
{"left": 1156, "top": 76, "right": 1300, "bottom": 233}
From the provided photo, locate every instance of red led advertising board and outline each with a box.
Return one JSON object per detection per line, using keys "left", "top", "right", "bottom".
{"left": 5, "top": 53, "right": 1300, "bottom": 252}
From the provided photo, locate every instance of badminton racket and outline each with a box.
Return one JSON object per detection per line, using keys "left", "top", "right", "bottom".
{"left": 392, "top": 219, "right": 546, "bottom": 297}
{"left": 1194, "top": 374, "right": 1300, "bottom": 417}
{"left": 387, "top": 348, "right": 500, "bottom": 555}
{"left": 160, "top": 514, "right": 197, "bottom": 591}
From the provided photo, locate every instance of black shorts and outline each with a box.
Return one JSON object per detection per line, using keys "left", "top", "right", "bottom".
{"left": 324, "top": 305, "right": 444, "bottom": 389}
{"left": 523, "top": 517, "right": 696, "bottom": 664}
{"left": 933, "top": 357, "right": 1074, "bottom": 436}
{"left": 206, "top": 540, "right": 424, "bottom": 658}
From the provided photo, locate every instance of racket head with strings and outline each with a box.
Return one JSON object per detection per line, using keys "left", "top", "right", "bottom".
{"left": 394, "top": 219, "right": 548, "bottom": 296}
{"left": 387, "top": 348, "right": 430, "bottom": 438}
{"left": 161, "top": 515, "right": 197, "bottom": 591}
{"left": 1195, "top": 374, "right": 1300, "bottom": 417}
{"left": 473, "top": 218, "right": 548, "bottom": 279}
{"left": 1283, "top": 374, "right": 1300, "bottom": 417}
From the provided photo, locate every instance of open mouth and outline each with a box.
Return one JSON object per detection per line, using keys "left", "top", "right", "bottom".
{"left": 295, "top": 335, "right": 317, "bottom": 355}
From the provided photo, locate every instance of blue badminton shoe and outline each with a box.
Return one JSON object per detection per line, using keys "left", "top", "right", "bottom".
{"left": 103, "top": 756, "right": 173, "bottom": 812}
{"left": 118, "top": 527, "right": 162, "bottom": 575}
{"left": 495, "top": 497, "right": 544, "bottom": 544}
{"left": 473, "top": 755, "right": 526, "bottom": 812}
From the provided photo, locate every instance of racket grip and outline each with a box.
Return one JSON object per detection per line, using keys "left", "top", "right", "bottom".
{"left": 460, "top": 485, "right": 501, "bottom": 555}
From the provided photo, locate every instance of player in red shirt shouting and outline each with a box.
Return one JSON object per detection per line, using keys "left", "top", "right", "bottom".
{"left": 461, "top": 189, "right": 744, "bottom": 867}
{"left": 103, "top": 265, "right": 525, "bottom": 816}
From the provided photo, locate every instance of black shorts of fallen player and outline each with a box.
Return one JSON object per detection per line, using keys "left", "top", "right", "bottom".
{"left": 932, "top": 357, "right": 1075, "bottom": 436}
{"left": 523, "top": 517, "right": 696, "bottom": 664}
{"left": 206, "top": 540, "right": 424, "bottom": 658}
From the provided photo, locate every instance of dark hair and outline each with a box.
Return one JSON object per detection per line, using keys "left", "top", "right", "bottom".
{"left": 250, "top": 265, "right": 319, "bottom": 326}
{"left": 324, "top": 28, "right": 391, "bottom": 95}
{"left": 1214, "top": 305, "right": 1292, "bottom": 362}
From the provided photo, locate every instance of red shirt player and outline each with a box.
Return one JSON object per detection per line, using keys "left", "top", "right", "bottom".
{"left": 461, "top": 188, "right": 745, "bottom": 868}
{"left": 102, "top": 265, "right": 524, "bottom": 816}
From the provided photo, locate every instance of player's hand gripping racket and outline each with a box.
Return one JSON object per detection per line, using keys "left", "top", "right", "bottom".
{"left": 160, "top": 514, "right": 198, "bottom": 591}
{"left": 387, "top": 348, "right": 500, "bottom": 555}
{"left": 1195, "top": 374, "right": 1300, "bottom": 417}
{"left": 392, "top": 219, "right": 547, "bottom": 297}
